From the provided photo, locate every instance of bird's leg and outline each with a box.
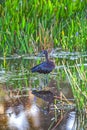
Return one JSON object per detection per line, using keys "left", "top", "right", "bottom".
{"left": 44, "top": 74, "right": 49, "bottom": 87}
{"left": 38, "top": 74, "right": 49, "bottom": 89}
{"left": 38, "top": 74, "right": 45, "bottom": 90}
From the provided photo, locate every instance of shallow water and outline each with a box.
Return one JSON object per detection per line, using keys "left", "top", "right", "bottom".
{"left": 0, "top": 50, "right": 87, "bottom": 130}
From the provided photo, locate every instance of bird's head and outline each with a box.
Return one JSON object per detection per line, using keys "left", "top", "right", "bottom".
{"left": 40, "top": 50, "right": 48, "bottom": 60}
{"left": 41, "top": 50, "right": 48, "bottom": 55}
{"left": 37, "top": 50, "right": 48, "bottom": 61}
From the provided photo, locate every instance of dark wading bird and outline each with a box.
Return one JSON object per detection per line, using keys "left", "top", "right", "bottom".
{"left": 31, "top": 50, "right": 55, "bottom": 74}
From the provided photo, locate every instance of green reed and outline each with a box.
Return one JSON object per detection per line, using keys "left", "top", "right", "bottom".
{"left": 63, "top": 61, "right": 87, "bottom": 110}
{"left": 0, "top": 0, "right": 87, "bottom": 55}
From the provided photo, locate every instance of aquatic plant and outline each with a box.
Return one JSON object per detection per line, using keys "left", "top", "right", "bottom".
{"left": 63, "top": 61, "right": 87, "bottom": 111}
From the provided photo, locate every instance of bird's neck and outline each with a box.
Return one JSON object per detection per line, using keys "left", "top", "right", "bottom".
{"left": 45, "top": 53, "right": 49, "bottom": 61}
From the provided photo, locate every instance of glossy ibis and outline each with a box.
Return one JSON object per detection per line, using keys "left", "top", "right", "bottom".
{"left": 31, "top": 50, "right": 55, "bottom": 74}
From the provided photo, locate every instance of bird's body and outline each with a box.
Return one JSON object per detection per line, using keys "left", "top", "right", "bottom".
{"left": 31, "top": 50, "right": 55, "bottom": 74}
{"left": 31, "top": 61, "right": 55, "bottom": 74}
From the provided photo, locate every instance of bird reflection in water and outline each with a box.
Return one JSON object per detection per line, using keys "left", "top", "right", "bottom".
{"left": 6, "top": 104, "right": 29, "bottom": 130}
{"left": 32, "top": 90, "right": 54, "bottom": 112}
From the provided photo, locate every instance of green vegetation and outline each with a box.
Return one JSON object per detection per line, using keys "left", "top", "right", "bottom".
{"left": 0, "top": 0, "right": 87, "bottom": 55}
{"left": 63, "top": 61, "right": 87, "bottom": 110}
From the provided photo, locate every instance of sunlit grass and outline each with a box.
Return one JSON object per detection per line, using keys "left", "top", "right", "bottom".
{"left": 0, "top": 0, "right": 87, "bottom": 55}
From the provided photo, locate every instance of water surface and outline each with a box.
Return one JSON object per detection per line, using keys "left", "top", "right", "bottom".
{"left": 0, "top": 50, "right": 87, "bottom": 130}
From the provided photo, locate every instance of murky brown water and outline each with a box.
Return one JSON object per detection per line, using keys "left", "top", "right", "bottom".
{"left": 0, "top": 50, "right": 87, "bottom": 130}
